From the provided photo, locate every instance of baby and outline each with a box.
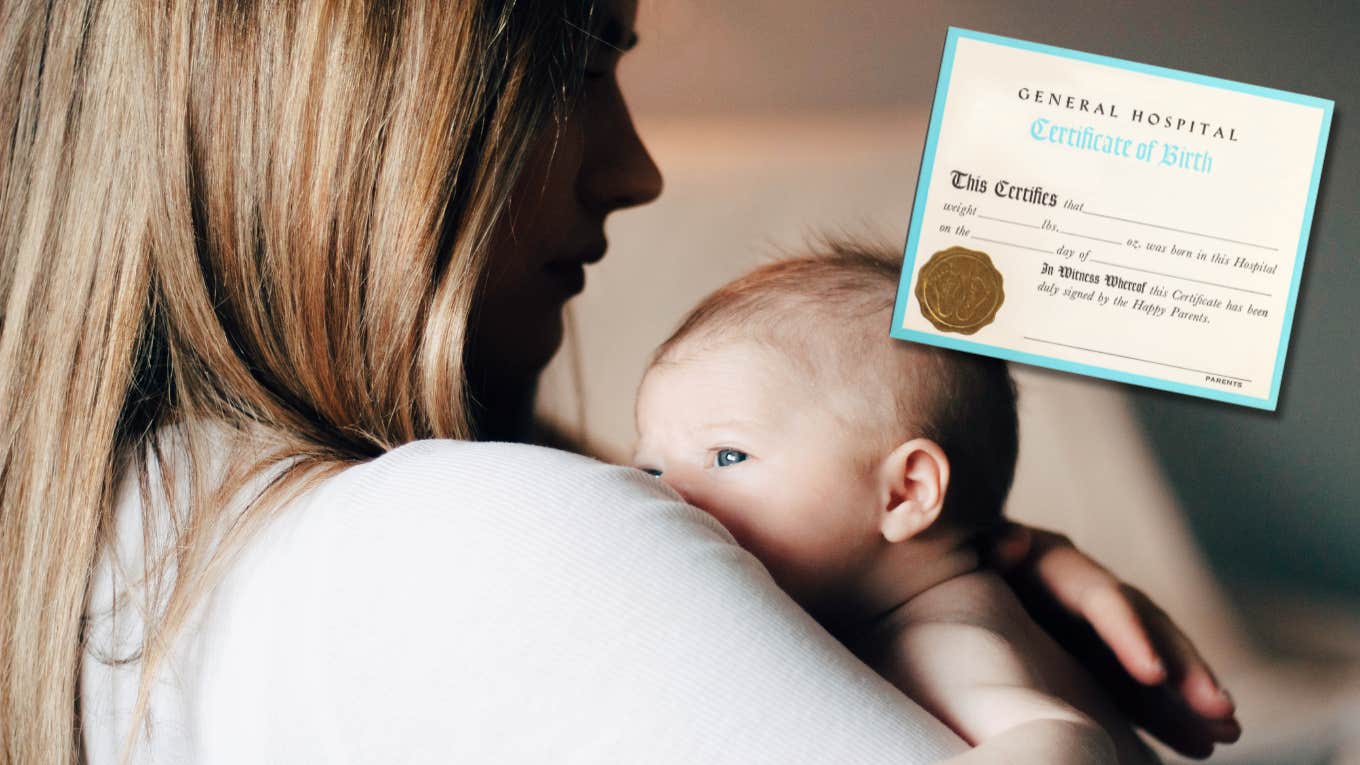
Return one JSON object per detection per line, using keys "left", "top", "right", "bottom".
{"left": 631, "top": 239, "right": 1159, "bottom": 764}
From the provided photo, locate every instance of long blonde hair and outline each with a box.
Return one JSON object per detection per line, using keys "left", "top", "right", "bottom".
{"left": 0, "top": 1, "right": 597, "bottom": 761}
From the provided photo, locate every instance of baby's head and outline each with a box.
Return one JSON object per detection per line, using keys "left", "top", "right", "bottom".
{"left": 632, "top": 238, "right": 1018, "bottom": 620}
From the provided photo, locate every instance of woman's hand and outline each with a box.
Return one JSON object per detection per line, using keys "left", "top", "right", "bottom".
{"left": 984, "top": 522, "right": 1242, "bottom": 759}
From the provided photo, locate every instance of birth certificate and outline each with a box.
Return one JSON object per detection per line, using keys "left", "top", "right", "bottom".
{"left": 891, "top": 27, "right": 1332, "bottom": 409}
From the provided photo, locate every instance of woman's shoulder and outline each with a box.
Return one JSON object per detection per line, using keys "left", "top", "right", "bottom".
{"left": 312, "top": 437, "right": 710, "bottom": 532}
{"left": 179, "top": 439, "right": 752, "bottom": 758}
{"left": 234, "top": 439, "right": 732, "bottom": 599}
{"left": 345, "top": 437, "right": 655, "bottom": 498}
{"left": 107, "top": 436, "right": 964, "bottom": 762}
{"left": 219, "top": 438, "right": 736, "bottom": 621}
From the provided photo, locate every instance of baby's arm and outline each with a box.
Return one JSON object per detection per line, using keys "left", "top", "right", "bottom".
{"left": 884, "top": 622, "right": 1116, "bottom": 765}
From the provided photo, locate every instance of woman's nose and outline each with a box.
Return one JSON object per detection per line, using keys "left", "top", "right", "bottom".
{"left": 617, "top": 130, "right": 664, "bottom": 210}
{"left": 581, "top": 88, "right": 664, "bottom": 213}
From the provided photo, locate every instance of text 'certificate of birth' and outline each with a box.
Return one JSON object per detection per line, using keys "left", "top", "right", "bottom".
{"left": 891, "top": 27, "right": 1332, "bottom": 409}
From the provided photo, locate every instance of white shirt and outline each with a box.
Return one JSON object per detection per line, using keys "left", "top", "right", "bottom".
{"left": 81, "top": 428, "right": 966, "bottom": 763}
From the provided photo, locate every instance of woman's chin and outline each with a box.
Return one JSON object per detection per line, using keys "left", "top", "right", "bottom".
{"left": 466, "top": 290, "right": 571, "bottom": 384}
{"left": 506, "top": 306, "right": 567, "bottom": 378}
{"left": 534, "top": 309, "right": 567, "bottom": 368}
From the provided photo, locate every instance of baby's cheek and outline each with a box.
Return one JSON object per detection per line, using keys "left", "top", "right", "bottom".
{"left": 707, "top": 494, "right": 762, "bottom": 537}
{"left": 699, "top": 490, "right": 784, "bottom": 552}
{"left": 672, "top": 482, "right": 743, "bottom": 529}
{"left": 785, "top": 481, "right": 877, "bottom": 569}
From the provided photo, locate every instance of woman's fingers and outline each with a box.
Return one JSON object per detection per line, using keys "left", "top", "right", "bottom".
{"left": 1121, "top": 585, "right": 1241, "bottom": 755}
{"left": 1208, "top": 717, "right": 1243, "bottom": 742}
{"left": 1024, "top": 531, "right": 1168, "bottom": 685}
{"left": 988, "top": 522, "right": 1242, "bottom": 757}
{"left": 1128, "top": 685, "right": 1217, "bottom": 759}
{"left": 1134, "top": 588, "right": 1238, "bottom": 724}
{"left": 986, "top": 522, "right": 1033, "bottom": 569}
{"left": 1076, "top": 581, "right": 1168, "bottom": 685}
{"left": 1034, "top": 534, "right": 1240, "bottom": 724}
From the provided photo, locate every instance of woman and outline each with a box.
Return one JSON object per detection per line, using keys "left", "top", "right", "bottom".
{"left": 0, "top": 1, "right": 1238, "bottom": 762}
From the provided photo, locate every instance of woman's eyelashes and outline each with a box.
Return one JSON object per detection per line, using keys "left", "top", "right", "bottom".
{"left": 713, "top": 448, "right": 749, "bottom": 468}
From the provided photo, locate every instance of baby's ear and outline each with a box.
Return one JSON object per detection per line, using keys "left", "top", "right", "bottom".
{"left": 877, "top": 438, "right": 950, "bottom": 544}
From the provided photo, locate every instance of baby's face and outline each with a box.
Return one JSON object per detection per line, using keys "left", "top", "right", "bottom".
{"left": 632, "top": 340, "right": 884, "bottom": 609}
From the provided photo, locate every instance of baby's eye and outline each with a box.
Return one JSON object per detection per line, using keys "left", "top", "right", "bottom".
{"left": 713, "top": 448, "right": 749, "bottom": 468}
{"left": 640, "top": 467, "right": 662, "bottom": 477}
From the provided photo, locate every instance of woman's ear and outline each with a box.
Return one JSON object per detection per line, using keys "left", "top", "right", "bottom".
{"left": 878, "top": 438, "right": 951, "bottom": 544}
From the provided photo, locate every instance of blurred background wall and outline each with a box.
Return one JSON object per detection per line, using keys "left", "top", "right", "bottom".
{"left": 537, "top": 3, "right": 1359, "bottom": 760}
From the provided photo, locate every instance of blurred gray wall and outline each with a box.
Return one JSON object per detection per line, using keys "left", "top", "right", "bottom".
{"left": 622, "top": 1, "right": 1359, "bottom": 601}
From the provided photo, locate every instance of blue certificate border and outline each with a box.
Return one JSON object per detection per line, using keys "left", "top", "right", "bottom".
{"left": 890, "top": 26, "right": 1334, "bottom": 411}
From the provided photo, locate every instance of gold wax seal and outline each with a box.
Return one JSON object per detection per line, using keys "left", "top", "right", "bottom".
{"left": 914, "top": 246, "right": 1004, "bottom": 335}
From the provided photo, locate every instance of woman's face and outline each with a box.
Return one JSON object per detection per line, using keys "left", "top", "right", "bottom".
{"left": 469, "top": 0, "right": 662, "bottom": 391}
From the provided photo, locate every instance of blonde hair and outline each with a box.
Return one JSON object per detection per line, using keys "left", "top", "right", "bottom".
{"left": 0, "top": 1, "right": 598, "bottom": 761}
